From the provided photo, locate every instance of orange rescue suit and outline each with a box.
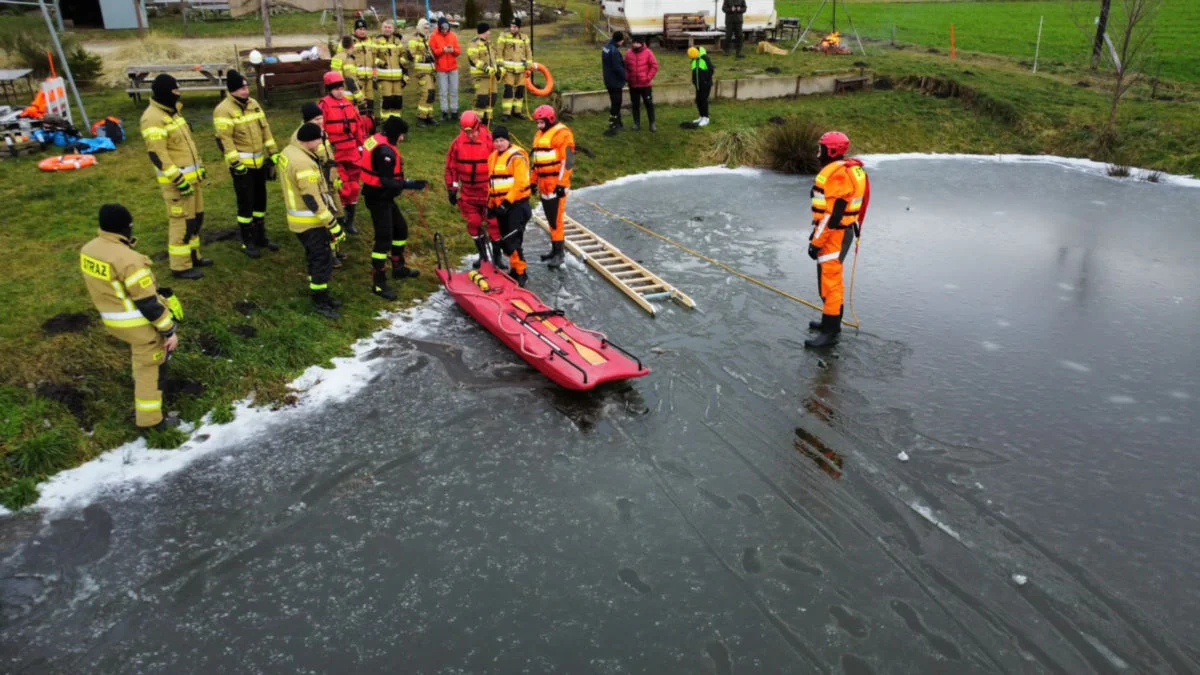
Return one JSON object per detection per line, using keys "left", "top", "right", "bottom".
{"left": 530, "top": 122, "right": 575, "bottom": 243}
{"left": 809, "top": 158, "right": 867, "bottom": 316}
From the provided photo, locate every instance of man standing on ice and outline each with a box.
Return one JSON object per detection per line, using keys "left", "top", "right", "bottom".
{"left": 805, "top": 131, "right": 869, "bottom": 349}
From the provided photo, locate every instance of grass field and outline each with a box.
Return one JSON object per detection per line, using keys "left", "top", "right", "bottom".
{"left": 776, "top": 0, "right": 1200, "bottom": 82}
{"left": 1, "top": 0, "right": 1198, "bottom": 509}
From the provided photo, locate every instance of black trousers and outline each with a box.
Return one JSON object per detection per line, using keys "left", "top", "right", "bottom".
{"left": 498, "top": 199, "right": 532, "bottom": 256}
{"left": 231, "top": 166, "right": 268, "bottom": 223}
{"left": 364, "top": 190, "right": 408, "bottom": 267}
{"left": 629, "top": 86, "right": 655, "bottom": 124}
{"left": 606, "top": 87, "right": 623, "bottom": 124}
{"left": 695, "top": 83, "right": 712, "bottom": 117}
{"left": 296, "top": 227, "right": 333, "bottom": 291}
{"left": 725, "top": 19, "right": 744, "bottom": 55}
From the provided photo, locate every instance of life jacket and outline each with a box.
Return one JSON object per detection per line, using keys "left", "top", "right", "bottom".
{"left": 356, "top": 132, "right": 402, "bottom": 188}
{"left": 531, "top": 123, "right": 569, "bottom": 184}
{"left": 91, "top": 116, "right": 125, "bottom": 143}
{"left": 319, "top": 94, "right": 363, "bottom": 162}
{"left": 811, "top": 159, "right": 867, "bottom": 230}
{"left": 488, "top": 145, "right": 531, "bottom": 206}
{"left": 842, "top": 158, "right": 871, "bottom": 233}
{"left": 446, "top": 129, "right": 494, "bottom": 191}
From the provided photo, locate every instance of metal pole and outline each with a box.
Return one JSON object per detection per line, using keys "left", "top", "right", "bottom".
{"left": 840, "top": 0, "right": 866, "bottom": 56}
{"left": 529, "top": 0, "right": 534, "bottom": 52}
{"left": 38, "top": 0, "right": 89, "bottom": 129}
{"left": 52, "top": 0, "right": 64, "bottom": 31}
{"left": 790, "top": 0, "right": 827, "bottom": 53}
{"left": 425, "top": 0, "right": 430, "bottom": 24}
{"left": 1032, "top": 16, "right": 1044, "bottom": 73}
{"left": 390, "top": 0, "right": 396, "bottom": 21}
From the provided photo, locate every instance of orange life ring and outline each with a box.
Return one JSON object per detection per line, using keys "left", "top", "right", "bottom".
{"left": 524, "top": 62, "right": 554, "bottom": 97}
{"left": 39, "top": 154, "right": 97, "bottom": 172}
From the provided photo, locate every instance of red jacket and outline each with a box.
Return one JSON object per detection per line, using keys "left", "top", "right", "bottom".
{"left": 623, "top": 46, "right": 659, "bottom": 88}
{"left": 429, "top": 29, "right": 462, "bottom": 73}
{"left": 445, "top": 127, "right": 494, "bottom": 198}
{"left": 318, "top": 94, "right": 364, "bottom": 163}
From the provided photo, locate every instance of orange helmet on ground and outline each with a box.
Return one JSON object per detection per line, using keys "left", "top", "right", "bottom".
{"left": 533, "top": 105, "right": 556, "bottom": 125}
{"left": 819, "top": 131, "right": 850, "bottom": 159}
{"left": 460, "top": 110, "right": 481, "bottom": 131}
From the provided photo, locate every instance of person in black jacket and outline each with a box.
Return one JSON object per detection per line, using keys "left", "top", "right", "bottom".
{"left": 360, "top": 116, "right": 429, "bottom": 300}
{"left": 688, "top": 47, "right": 715, "bottom": 127}
{"left": 601, "top": 31, "right": 627, "bottom": 133}
{"left": 722, "top": 0, "right": 748, "bottom": 58}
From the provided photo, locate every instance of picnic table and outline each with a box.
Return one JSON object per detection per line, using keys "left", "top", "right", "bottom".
{"left": 126, "top": 63, "right": 231, "bottom": 102}
{"left": 681, "top": 30, "right": 726, "bottom": 50}
{"left": 0, "top": 69, "right": 34, "bottom": 105}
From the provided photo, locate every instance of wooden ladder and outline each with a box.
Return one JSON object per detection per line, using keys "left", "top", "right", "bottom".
{"left": 534, "top": 211, "right": 696, "bottom": 316}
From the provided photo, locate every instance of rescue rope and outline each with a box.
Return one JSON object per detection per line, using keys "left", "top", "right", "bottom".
{"left": 579, "top": 199, "right": 861, "bottom": 330}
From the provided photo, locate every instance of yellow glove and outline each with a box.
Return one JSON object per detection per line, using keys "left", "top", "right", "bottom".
{"left": 158, "top": 287, "right": 184, "bottom": 322}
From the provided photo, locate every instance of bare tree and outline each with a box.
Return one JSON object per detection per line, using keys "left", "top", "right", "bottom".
{"left": 1103, "top": 0, "right": 1161, "bottom": 136}
{"left": 261, "top": 0, "right": 272, "bottom": 48}
{"left": 132, "top": 0, "right": 146, "bottom": 39}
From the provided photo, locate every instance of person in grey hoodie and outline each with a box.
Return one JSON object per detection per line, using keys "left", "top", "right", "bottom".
{"left": 601, "top": 31, "right": 627, "bottom": 132}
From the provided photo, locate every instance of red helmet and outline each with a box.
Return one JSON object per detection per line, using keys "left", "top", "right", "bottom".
{"left": 533, "top": 104, "right": 556, "bottom": 125}
{"left": 818, "top": 131, "right": 850, "bottom": 159}
{"left": 323, "top": 71, "right": 345, "bottom": 88}
{"left": 459, "top": 110, "right": 480, "bottom": 131}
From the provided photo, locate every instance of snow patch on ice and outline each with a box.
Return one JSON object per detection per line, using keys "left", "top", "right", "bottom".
{"left": 944, "top": 283, "right": 959, "bottom": 290}
{"left": 1057, "top": 282, "right": 1075, "bottom": 291}
{"left": 981, "top": 341, "right": 1001, "bottom": 352}
{"left": 1081, "top": 633, "right": 1130, "bottom": 670}
{"left": 1059, "top": 360, "right": 1091, "bottom": 373}
{"left": 574, "top": 165, "right": 764, "bottom": 194}
{"left": 1108, "top": 395, "right": 1136, "bottom": 405}
{"left": 1169, "top": 390, "right": 1190, "bottom": 400}
{"left": 909, "top": 502, "right": 963, "bottom": 542}
{"left": 995, "top": 319, "right": 1011, "bottom": 328}
{"left": 1011, "top": 574, "right": 1028, "bottom": 586}
{"left": 28, "top": 302, "right": 449, "bottom": 515}
{"left": 858, "top": 153, "right": 1200, "bottom": 188}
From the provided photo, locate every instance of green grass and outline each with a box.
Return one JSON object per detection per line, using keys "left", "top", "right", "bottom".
{"left": 1, "top": 0, "right": 1199, "bottom": 509}
{"left": 0, "top": 10, "right": 342, "bottom": 42}
{"left": 776, "top": 0, "right": 1198, "bottom": 82}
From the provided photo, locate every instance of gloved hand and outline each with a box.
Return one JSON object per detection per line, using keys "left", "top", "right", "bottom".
{"left": 265, "top": 162, "right": 278, "bottom": 182}
{"left": 405, "top": 179, "right": 429, "bottom": 191}
{"left": 484, "top": 66, "right": 496, "bottom": 76}
{"left": 333, "top": 176, "right": 344, "bottom": 191}
{"left": 329, "top": 221, "right": 346, "bottom": 243}
{"left": 494, "top": 200, "right": 510, "bottom": 218}
{"left": 486, "top": 206, "right": 497, "bottom": 219}
{"left": 177, "top": 179, "right": 195, "bottom": 197}
{"left": 447, "top": 189, "right": 458, "bottom": 206}
{"left": 268, "top": 152, "right": 281, "bottom": 166}
{"left": 554, "top": 185, "right": 566, "bottom": 198}
{"left": 808, "top": 244, "right": 819, "bottom": 260}
{"left": 197, "top": 167, "right": 208, "bottom": 182}
{"left": 158, "top": 287, "right": 184, "bottom": 321}
{"left": 231, "top": 162, "right": 248, "bottom": 176}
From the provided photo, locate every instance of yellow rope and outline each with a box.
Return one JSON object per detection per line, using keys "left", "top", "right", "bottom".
{"left": 580, "top": 199, "right": 861, "bottom": 329}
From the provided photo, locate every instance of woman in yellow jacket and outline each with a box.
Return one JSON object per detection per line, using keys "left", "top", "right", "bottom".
{"left": 487, "top": 126, "right": 533, "bottom": 287}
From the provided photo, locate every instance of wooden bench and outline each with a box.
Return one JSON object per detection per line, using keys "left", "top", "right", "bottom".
{"left": 239, "top": 47, "right": 331, "bottom": 105}
{"left": 663, "top": 13, "right": 719, "bottom": 50}
{"left": 126, "top": 63, "right": 230, "bottom": 102}
{"left": 834, "top": 75, "right": 869, "bottom": 93}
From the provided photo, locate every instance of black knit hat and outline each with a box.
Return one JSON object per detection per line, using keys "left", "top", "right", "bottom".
{"left": 297, "top": 122, "right": 323, "bottom": 142}
{"left": 226, "top": 69, "right": 247, "bottom": 93}
{"left": 354, "top": 17, "right": 367, "bottom": 30}
{"left": 491, "top": 125, "right": 510, "bottom": 141}
{"left": 98, "top": 204, "right": 133, "bottom": 235}
{"left": 301, "top": 102, "right": 322, "bottom": 122}
{"left": 383, "top": 115, "right": 409, "bottom": 141}
{"left": 511, "top": 17, "right": 521, "bottom": 27}
{"left": 477, "top": 21, "right": 490, "bottom": 34}
{"left": 612, "top": 30, "right": 624, "bottom": 42}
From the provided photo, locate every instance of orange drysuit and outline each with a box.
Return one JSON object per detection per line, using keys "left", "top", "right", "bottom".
{"left": 809, "top": 158, "right": 867, "bottom": 317}
{"left": 530, "top": 122, "right": 575, "bottom": 243}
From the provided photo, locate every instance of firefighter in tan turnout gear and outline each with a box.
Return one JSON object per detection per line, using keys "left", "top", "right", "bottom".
{"left": 467, "top": 22, "right": 499, "bottom": 125}
{"left": 80, "top": 204, "right": 183, "bottom": 431}
{"left": 140, "top": 74, "right": 211, "bottom": 279}
{"left": 409, "top": 18, "right": 439, "bottom": 126}
{"left": 280, "top": 122, "right": 346, "bottom": 319}
{"left": 374, "top": 19, "right": 411, "bottom": 121}
{"left": 213, "top": 69, "right": 280, "bottom": 258}
{"left": 498, "top": 18, "right": 532, "bottom": 120}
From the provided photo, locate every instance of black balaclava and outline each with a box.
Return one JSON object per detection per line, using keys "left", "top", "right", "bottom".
{"left": 151, "top": 73, "right": 180, "bottom": 109}
{"left": 818, "top": 145, "right": 837, "bottom": 167}
{"left": 226, "top": 69, "right": 248, "bottom": 101}
{"left": 99, "top": 203, "right": 134, "bottom": 240}
{"left": 383, "top": 115, "right": 408, "bottom": 144}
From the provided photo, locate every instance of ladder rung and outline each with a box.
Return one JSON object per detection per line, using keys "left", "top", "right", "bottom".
{"left": 615, "top": 271, "right": 644, "bottom": 279}
{"left": 641, "top": 291, "right": 674, "bottom": 300}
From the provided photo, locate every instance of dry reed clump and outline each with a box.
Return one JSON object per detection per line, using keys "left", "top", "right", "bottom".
{"left": 100, "top": 34, "right": 239, "bottom": 87}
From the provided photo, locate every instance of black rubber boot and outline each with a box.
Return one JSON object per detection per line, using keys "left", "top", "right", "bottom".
{"left": 390, "top": 253, "right": 420, "bottom": 279}
{"left": 473, "top": 235, "right": 490, "bottom": 269}
{"left": 491, "top": 242, "right": 508, "bottom": 271}
{"left": 515, "top": 272, "right": 528, "bottom": 288}
{"left": 804, "top": 313, "right": 842, "bottom": 349}
{"left": 343, "top": 204, "right": 359, "bottom": 236}
{"left": 809, "top": 309, "right": 843, "bottom": 331}
{"left": 546, "top": 241, "right": 565, "bottom": 269}
{"left": 254, "top": 218, "right": 279, "bottom": 252}
{"left": 312, "top": 291, "right": 340, "bottom": 319}
{"left": 190, "top": 251, "right": 214, "bottom": 267}
{"left": 372, "top": 269, "right": 396, "bottom": 300}
{"left": 172, "top": 268, "right": 204, "bottom": 280}
{"left": 239, "top": 223, "right": 261, "bottom": 258}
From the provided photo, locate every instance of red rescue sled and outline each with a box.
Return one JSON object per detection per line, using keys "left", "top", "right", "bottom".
{"left": 434, "top": 234, "right": 649, "bottom": 390}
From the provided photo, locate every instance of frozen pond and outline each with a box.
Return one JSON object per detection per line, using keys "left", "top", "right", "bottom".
{"left": 2, "top": 159, "right": 1198, "bottom": 673}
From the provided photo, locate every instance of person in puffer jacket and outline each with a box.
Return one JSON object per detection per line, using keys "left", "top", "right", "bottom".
{"left": 623, "top": 35, "right": 659, "bottom": 132}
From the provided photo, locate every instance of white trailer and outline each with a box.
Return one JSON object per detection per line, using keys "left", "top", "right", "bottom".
{"left": 603, "top": 0, "right": 777, "bottom": 37}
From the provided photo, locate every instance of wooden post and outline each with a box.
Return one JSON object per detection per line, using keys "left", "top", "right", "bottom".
{"left": 334, "top": 0, "right": 345, "bottom": 39}
{"left": 1032, "top": 16, "right": 1044, "bottom": 73}
{"left": 261, "top": 0, "right": 273, "bottom": 48}
{"left": 1091, "top": 0, "right": 1112, "bottom": 70}
{"left": 950, "top": 23, "right": 955, "bottom": 58}
{"left": 132, "top": 0, "right": 146, "bottom": 39}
